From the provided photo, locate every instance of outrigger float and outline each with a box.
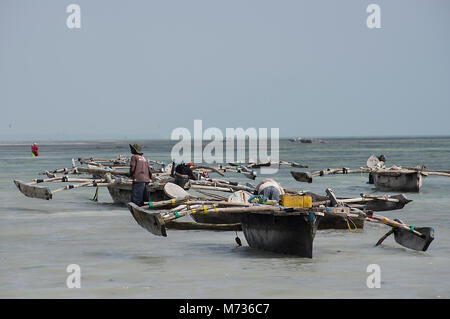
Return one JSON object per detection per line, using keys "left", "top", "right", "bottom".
{"left": 291, "top": 155, "right": 450, "bottom": 192}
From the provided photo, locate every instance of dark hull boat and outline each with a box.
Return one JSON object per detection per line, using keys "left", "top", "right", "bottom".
{"left": 107, "top": 182, "right": 168, "bottom": 205}
{"left": 190, "top": 212, "right": 242, "bottom": 224}
{"left": 189, "top": 207, "right": 358, "bottom": 230}
{"left": 128, "top": 202, "right": 326, "bottom": 258}
{"left": 305, "top": 192, "right": 411, "bottom": 230}
{"left": 303, "top": 191, "right": 411, "bottom": 212}
{"left": 371, "top": 171, "right": 424, "bottom": 192}
{"left": 190, "top": 206, "right": 358, "bottom": 230}
{"left": 317, "top": 213, "right": 364, "bottom": 230}
{"left": 290, "top": 153, "right": 450, "bottom": 193}
{"left": 239, "top": 210, "right": 322, "bottom": 258}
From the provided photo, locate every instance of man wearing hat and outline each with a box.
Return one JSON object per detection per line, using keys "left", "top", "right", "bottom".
{"left": 129, "top": 144, "right": 153, "bottom": 206}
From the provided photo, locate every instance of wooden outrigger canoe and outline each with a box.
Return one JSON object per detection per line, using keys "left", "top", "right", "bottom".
{"left": 310, "top": 189, "right": 411, "bottom": 230}
{"left": 292, "top": 168, "right": 427, "bottom": 192}
{"left": 290, "top": 155, "right": 450, "bottom": 192}
{"left": 13, "top": 177, "right": 171, "bottom": 204}
{"left": 128, "top": 202, "right": 329, "bottom": 258}
{"left": 306, "top": 192, "right": 412, "bottom": 212}
{"left": 106, "top": 182, "right": 169, "bottom": 205}
{"left": 129, "top": 199, "right": 434, "bottom": 255}
{"left": 13, "top": 156, "right": 174, "bottom": 204}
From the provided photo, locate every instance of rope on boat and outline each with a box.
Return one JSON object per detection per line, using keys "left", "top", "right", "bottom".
{"left": 91, "top": 186, "right": 99, "bottom": 202}
{"left": 346, "top": 215, "right": 358, "bottom": 232}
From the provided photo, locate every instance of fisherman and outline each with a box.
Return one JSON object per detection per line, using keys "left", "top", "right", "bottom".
{"left": 369, "top": 154, "right": 387, "bottom": 184}
{"left": 171, "top": 162, "right": 197, "bottom": 188}
{"left": 128, "top": 144, "right": 153, "bottom": 206}
{"left": 254, "top": 178, "right": 285, "bottom": 202}
{"left": 31, "top": 143, "right": 39, "bottom": 157}
{"left": 378, "top": 154, "right": 387, "bottom": 162}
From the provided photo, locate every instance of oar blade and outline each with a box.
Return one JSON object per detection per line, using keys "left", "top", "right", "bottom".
{"left": 393, "top": 227, "right": 435, "bottom": 251}
{"left": 127, "top": 202, "right": 167, "bottom": 237}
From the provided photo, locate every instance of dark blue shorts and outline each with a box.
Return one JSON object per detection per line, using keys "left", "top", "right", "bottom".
{"left": 131, "top": 182, "right": 149, "bottom": 206}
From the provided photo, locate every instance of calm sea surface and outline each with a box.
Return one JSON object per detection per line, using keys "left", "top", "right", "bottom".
{"left": 1, "top": 137, "right": 449, "bottom": 298}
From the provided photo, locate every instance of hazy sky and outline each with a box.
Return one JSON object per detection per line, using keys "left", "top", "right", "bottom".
{"left": 1, "top": 0, "right": 449, "bottom": 141}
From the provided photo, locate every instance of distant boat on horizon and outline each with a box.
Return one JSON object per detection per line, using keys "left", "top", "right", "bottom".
{"left": 289, "top": 137, "right": 325, "bottom": 144}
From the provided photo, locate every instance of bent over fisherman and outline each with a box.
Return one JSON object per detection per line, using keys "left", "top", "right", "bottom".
{"left": 128, "top": 144, "right": 153, "bottom": 206}
{"left": 171, "top": 162, "right": 197, "bottom": 188}
{"left": 255, "top": 178, "right": 285, "bottom": 202}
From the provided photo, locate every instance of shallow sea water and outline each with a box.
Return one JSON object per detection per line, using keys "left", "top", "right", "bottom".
{"left": 0, "top": 138, "right": 449, "bottom": 298}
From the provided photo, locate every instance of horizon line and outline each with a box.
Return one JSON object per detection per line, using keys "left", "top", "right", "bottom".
{"left": 1, "top": 134, "right": 450, "bottom": 145}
